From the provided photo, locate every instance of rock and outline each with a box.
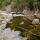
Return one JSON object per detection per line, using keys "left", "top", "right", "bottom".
{"left": 0, "top": 28, "right": 22, "bottom": 40}
{"left": 32, "top": 19, "right": 39, "bottom": 24}
{"left": 0, "top": 11, "right": 13, "bottom": 29}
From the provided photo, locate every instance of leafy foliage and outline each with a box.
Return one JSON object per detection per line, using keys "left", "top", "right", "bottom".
{"left": 0, "top": 0, "right": 40, "bottom": 10}
{"left": 0, "top": 0, "right": 11, "bottom": 8}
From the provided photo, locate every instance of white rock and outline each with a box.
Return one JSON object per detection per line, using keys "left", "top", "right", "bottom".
{"left": 13, "top": 14, "right": 24, "bottom": 17}
{"left": 0, "top": 28, "right": 22, "bottom": 40}
{"left": 32, "top": 19, "right": 39, "bottom": 24}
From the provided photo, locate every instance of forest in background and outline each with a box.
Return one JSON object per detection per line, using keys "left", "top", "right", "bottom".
{"left": 0, "top": 0, "right": 40, "bottom": 10}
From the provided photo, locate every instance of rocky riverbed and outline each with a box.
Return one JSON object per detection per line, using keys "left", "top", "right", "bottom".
{"left": 0, "top": 11, "right": 27, "bottom": 40}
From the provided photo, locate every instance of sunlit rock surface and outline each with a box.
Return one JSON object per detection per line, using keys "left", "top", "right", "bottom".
{"left": 32, "top": 19, "right": 39, "bottom": 24}
{"left": 0, "top": 28, "right": 22, "bottom": 40}
{"left": 0, "top": 11, "right": 13, "bottom": 29}
{"left": 13, "top": 14, "right": 24, "bottom": 17}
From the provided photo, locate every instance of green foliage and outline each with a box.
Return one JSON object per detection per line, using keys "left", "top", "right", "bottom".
{"left": 0, "top": 0, "right": 11, "bottom": 8}
{"left": 27, "top": 0, "right": 34, "bottom": 10}
{"left": 33, "top": 0, "right": 40, "bottom": 9}
{"left": 11, "top": 0, "right": 26, "bottom": 10}
{"left": 0, "top": 0, "right": 40, "bottom": 10}
{"left": 11, "top": 0, "right": 40, "bottom": 10}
